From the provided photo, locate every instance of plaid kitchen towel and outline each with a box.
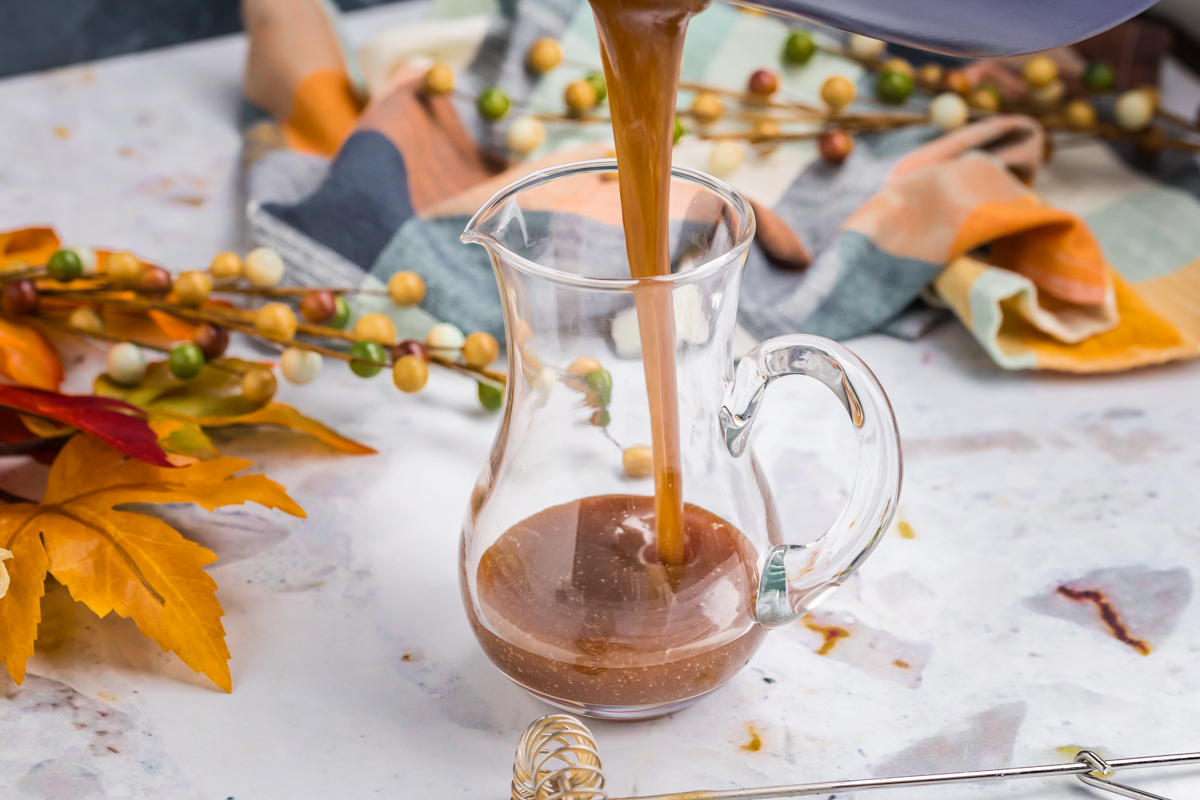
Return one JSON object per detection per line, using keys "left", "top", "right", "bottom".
{"left": 241, "top": 0, "right": 1200, "bottom": 372}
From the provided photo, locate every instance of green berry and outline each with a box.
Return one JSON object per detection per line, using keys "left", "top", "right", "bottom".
{"left": 673, "top": 116, "right": 685, "bottom": 144}
{"left": 477, "top": 87, "right": 512, "bottom": 121}
{"left": 782, "top": 30, "right": 816, "bottom": 66}
{"left": 876, "top": 69, "right": 914, "bottom": 104}
{"left": 584, "top": 71, "right": 607, "bottom": 104}
{"left": 328, "top": 295, "right": 351, "bottom": 329}
{"left": 478, "top": 381, "right": 503, "bottom": 410}
{"left": 1082, "top": 62, "right": 1116, "bottom": 94}
{"left": 167, "top": 342, "right": 205, "bottom": 380}
{"left": 585, "top": 368, "right": 612, "bottom": 407}
{"left": 46, "top": 249, "right": 83, "bottom": 282}
{"left": 348, "top": 340, "right": 387, "bottom": 378}
{"left": 592, "top": 409, "right": 611, "bottom": 427}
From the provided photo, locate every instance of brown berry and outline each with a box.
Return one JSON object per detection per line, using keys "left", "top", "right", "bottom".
{"left": 1, "top": 279, "right": 38, "bottom": 317}
{"left": 945, "top": 69, "right": 973, "bottom": 96}
{"left": 462, "top": 331, "right": 500, "bottom": 367}
{"left": 192, "top": 323, "right": 229, "bottom": 360}
{"left": 241, "top": 367, "right": 277, "bottom": 404}
{"left": 300, "top": 289, "right": 337, "bottom": 323}
{"left": 393, "top": 338, "right": 430, "bottom": 363}
{"left": 818, "top": 129, "right": 854, "bottom": 165}
{"left": 138, "top": 265, "right": 172, "bottom": 293}
{"left": 747, "top": 69, "right": 780, "bottom": 97}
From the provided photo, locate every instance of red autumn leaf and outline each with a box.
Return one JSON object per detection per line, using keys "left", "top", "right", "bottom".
{"left": 0, "top": 384, "right": 173, "bottom": 467}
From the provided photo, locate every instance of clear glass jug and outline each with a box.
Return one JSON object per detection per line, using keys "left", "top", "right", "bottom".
{"left": 460, "top": 161, "right": 902, "bottom": 719}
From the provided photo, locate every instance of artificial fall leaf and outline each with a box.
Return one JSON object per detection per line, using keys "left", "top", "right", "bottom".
{"left": 0, "top": 227, "right": 60, "bottom": 267}
{"left": 0, "top": 548, "right": 11, "bottom": 599}
{"left": 0, "top": 434, "right": 305, "bottom": 690}
{"left": 0, "top": 317, "right": 63, "bottom": 390}
{"left": 95, "top": 359, "right": 375, "bottom": 454}
{"left": 0, "top": 383, "right": 173, "bottom": 466}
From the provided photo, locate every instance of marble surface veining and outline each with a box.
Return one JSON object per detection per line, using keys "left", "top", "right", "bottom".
{"left": 1, "top": 5, "right": 1200, "bottom": 799}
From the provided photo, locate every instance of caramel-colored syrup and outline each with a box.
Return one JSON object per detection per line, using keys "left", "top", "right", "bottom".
{"left": 590, "top": 0, "right": 709, "bottom": 564}
{"left": 467, "top": 495, "right": 765, "bottom": 707}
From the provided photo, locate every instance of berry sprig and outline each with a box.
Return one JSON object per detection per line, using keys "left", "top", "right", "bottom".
{"left": 0, "top": 246, "right": 508, "bottom": 411}
{"left": 412, "top": 29, "right": 1200, "bottom": 174}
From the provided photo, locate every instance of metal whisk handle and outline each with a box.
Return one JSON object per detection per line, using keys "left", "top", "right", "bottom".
{"left": 609, "top": 750, "right": 1200, "bottom": 800}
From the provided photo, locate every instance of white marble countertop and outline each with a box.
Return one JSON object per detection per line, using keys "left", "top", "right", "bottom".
{"left": 2, "top": 5, "right": 1200, "bottom": 799}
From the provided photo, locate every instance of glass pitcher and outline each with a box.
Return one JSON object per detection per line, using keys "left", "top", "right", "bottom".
{"left": 459, "top": 161, "right": 902, "bottom": 720}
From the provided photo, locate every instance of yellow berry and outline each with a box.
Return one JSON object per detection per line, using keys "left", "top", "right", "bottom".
{"left": 882, "top": 57, "right": 913, "bottom": 77}
{"left": 255, "top": 302, "right": 297, "bottom": 340}
{"left": 564, "top": 80, "right": 598, "bottom": 115}
{"left": 241, "top": 367, "right": 277, "bottom": 404}
{"left": 1116, "top": 89, "right": 1155, "bottom": 131}
{"left": 425, "top": 322, "right": 465, "bottom": 350}
{"left": 423, "top": 63, "right": 455, "bottom": 95}
{"left": 567, "top": 357, "right": 602, "bottom": 376}
{"left": 821, "top": 75, "right": 856, "bottom": 111}
{"left": 691, "top": 91, "right": 724, "bottom": 125}
{"left": 622, "top": 445, "right": 654, "bottom": 479}
{"left": 105, "top": 251, "right": 143, "bottom": 285}
{"left": 387, "top": 270, "right": 425, "bottom": 306}
{"left": 917, "top": 62, "right": 944, "bottom": 89}
{"left": 1022, "top": 55, "right": 1058, "bottom": 88}
{"left": 751, "top": 119, "right": 781, "bottom": 155}
{"left": 353, "top": 312, "right": 397, "bottom": 345}
{"left": 392, "top": 355, "right": 429, "bottom": 393}
{"left": 526, "top": 38, "right": 563, "bottom": 74}
{"left": 969, "top": 86, "right": 1001, "bottom": 113}
{"left": 172, "top": 270, "right": 212, "bottom": 306}
{"left": 1064, "top": 99, "right": 1097, "bottom": 131}
{"left": 1029, "top": 79, "right": 1065, "bottom": 109}
{"left": 462, "top": 331, "right": 499, "bottom": 367}
{"left": 69, "top": 306, "right": 104, "bottom": 334}
{"left": 209, "top": 251, "right": 243, "bottom": 281}
{"left": 244, "top": 247, "right": 284, "bottom": 287}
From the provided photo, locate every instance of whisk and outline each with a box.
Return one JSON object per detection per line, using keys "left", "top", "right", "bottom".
{"left": 512, "top": 714, "right": 1199, "bottom": 800}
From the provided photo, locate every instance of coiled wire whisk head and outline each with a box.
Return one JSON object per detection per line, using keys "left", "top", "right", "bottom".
{"left": 512, "top": 715, "right": 607, "bottom": 800}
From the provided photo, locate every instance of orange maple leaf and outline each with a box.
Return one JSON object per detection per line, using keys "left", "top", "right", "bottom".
{"left": 0, "top": 434, "right": 305, "bottom": 691}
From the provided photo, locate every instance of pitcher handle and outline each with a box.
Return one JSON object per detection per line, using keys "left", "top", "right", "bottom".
{"left": 719, "top": 335, "right": 903, "bottom": 628}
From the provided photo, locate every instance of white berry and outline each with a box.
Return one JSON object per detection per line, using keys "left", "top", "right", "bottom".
{"left": 244, "top": 247, "right": 285, "bottom": 287}
{"left": 929, "top": 92, "right": 969, "bottom": 131}
{"left": 1115, "top": 90, "right": 1154, "bottom": 132}
{"left": 708, "top": 141, "right": 745, "bottom": 178}
{"left": 106, "top": 342, "right": 146, "bottom": 386}
{"left": 67, "top": 245, "right": 97, "bottom": 274}
{"left": 425, "top": 322, "right": 465, "bottom": 350}
{"left": 848, "top": 34, "right": 886, "bottom": 60}
{"left": 280, "top": 346, "right": 322, "bottom": 385}
{"left": 506, "top": 116, "right": 546, "bottom": 156}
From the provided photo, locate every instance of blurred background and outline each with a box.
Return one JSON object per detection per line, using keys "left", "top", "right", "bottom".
{"left": 0, "top": 0, "right": 1198, "bottom": 78}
